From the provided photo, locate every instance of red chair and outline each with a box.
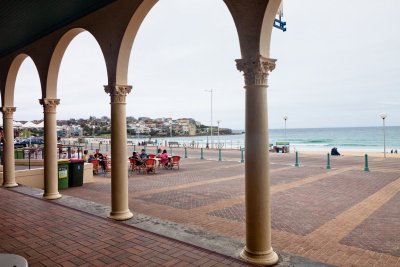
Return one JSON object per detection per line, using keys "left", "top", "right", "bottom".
{"left": 145, "top": 158, "right": 156, "bottom": 174}
{"left": 159, "top": 156, "right": 170, "bottom": 169}
{"left": 129, "top": 158, "right": 140, "bottom": 174}
{"left": 170, "top": 156, "right": 181, "bottom": 170}
{"left": 91, "top": 159, "right": 99, "bottom": 175}
{"left": 103, "top": 158, "right": 111, "bottom": 175}
{"left": 148, "top": 154, "right": 156, "bottom": 159}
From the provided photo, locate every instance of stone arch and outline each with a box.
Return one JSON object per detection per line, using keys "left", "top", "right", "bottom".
{"left": 46, "top": 28, "right": 105, "bottom": 98}
{"left": 3, "top": 53, "right": 31, "bottom": 107}
{"left": 223, "top": 0, "right": 282, "bottom": 58}
{"left": 260, "top": 0, "right": 282, "bottom": 57}
{"left": 115, "top": 0, "right": 158, "bottom": 85}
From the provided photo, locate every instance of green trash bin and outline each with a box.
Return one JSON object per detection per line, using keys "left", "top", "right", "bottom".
{"left": 58, "top": 159, "right": 69, "bottom": 189}
{"left": 14, "top": 149, "right": 24, "bottom": 159}
{"left": 68, "top": 159, "right": 84, "bottom": 187}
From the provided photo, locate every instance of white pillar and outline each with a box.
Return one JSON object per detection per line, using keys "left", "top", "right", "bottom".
{"left": 104, "top": 85, "right": 133, "bottom": 221}
{"left": 1, "top": 106, "right": 18, "bottom": 187}
{"left": 40, "top": 98, "right": 62, "bottom": 200}
{"left": 236, "top": 56, "right": 278, "bottom": 265}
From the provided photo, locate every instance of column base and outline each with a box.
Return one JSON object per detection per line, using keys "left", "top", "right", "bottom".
{"left": 108, "top": 210, "right": 134, "bottom": 221}
{"left": 3, "top": 182, "right": 18, "bottom": 188}
{"left": 43, "top": 192, "right": 62, "bottom": 200}
{"left": 240, "top": 246, "right": 279, "bottom": 266}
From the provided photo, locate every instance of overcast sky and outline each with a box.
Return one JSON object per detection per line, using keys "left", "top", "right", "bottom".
{"left": 13, "top": 0, "right": 400, "bottom": 129}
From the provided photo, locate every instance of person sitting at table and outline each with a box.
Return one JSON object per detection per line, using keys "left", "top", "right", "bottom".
{"left": 82, "top": 150, "right": 89, "bottom": 162}
{"left": 130, "top": 151, "right": 144, "bottom": 167}
{"left": 156, "top": 148, "right": 162, "bottom": 158}
{"left": 139, "top": 149, "right": 148, "bottom": 160}
{"left": 94, "top": 149, "right": 106, "bottom": 172}
{"left": 160, "top": 149, "right": 170, "bottom": 167}
{"left": 87, "top": 155, "right": 95, "bottom": 163}
{"left": 70, "top": 149, "right": 78, "bottom": 158}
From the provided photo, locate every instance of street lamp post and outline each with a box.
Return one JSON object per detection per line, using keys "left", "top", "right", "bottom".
{"left": 217, "top": 120, "right": 220, "bottom": 147}
{"left": 169, "top": 120, "right": 173, "bottom": 138}
{"left": 136, "top": 123, "right": 140, "bottom": 142}
{"left": 92, "top": 125, "right": 95, "bottom": 137}
{"left": 205, "top": 89, "right": 213, "bottom": 148}
{"left": 380, "top": 113, "right": 387, "bottom": 158}
{"left": 283, "top": 115, "right": 288, "bottom": 140}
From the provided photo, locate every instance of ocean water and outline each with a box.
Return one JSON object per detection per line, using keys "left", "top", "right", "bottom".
{"left": 136, "top": 126, "right": 400, "bottom": 152}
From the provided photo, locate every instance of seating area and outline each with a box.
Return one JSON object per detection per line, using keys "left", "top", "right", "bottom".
{"left": 129, "top": 155, "right": 181, "bottom": 174}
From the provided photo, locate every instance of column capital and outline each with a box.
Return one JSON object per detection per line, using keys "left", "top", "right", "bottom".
{"left": 0, "top": 106, "right": 16, "bottom": 119}
{"left": 235, "top": 56, "right": 276, "bottom": 86}
{"left": 39, "top": 98, "right": 60, "bottom": 113}
{"left": 104, "top": 84, "right": 132, "bottom": 103}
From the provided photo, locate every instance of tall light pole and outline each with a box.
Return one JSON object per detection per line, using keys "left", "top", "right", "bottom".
{"left": 380, "top": 113, "right": 387, "bottom": 158}
{"left": 217, "top": 120, "right": 220, "bottom": 146}
{"left": 283, "top": 115, "right": 288, "bottom": 140}
{"left": 205, "top": 89, "right": 213, "bottom": 148}
{"left": 169, "top": 120, "right": 173, "bottom": 138}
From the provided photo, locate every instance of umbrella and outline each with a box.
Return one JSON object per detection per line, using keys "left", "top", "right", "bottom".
{"left": 35, "top": 121, "right": 44, "bottom": 128}
{"left": 22, "top": 121, "right": 39, "bottom": 128}
{"left": 13, "top": 121, "right": 23, "bottom": 127}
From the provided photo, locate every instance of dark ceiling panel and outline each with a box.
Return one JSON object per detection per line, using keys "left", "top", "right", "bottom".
{"left": 0, "top": 0, "right": 118, "bottom": 57}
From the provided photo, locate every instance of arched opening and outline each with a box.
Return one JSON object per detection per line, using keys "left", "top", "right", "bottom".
{"left": 122, "top": 0, "right": 244, "bottom": 232}
{"left": 13, "top": 56, "right": 43, "bottom": 138}
{"left": 128, "top": 0, "right": 242, "bottom": 132}
{"left": 57, "top": 31, "right": 108, "bottom": 121}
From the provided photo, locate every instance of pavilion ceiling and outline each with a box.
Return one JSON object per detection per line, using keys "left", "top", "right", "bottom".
{"left": 0, "top": 0, "right": 117, "bottom": 57}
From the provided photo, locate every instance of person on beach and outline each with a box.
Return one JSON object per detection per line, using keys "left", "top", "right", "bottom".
{"left": 331, "top": 147, "right": 341, "bottom": 156}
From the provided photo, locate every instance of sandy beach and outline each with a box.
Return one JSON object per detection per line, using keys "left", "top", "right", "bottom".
{"left": 297, "top": 149, "right": 400, "bottom": 158}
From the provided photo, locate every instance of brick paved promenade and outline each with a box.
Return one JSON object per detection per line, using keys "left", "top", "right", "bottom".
{"left": 3, "top": 148, "right": 400, "bottom": 266}
{"left": 0, "top": 188, "right": 252, "bottom": 267}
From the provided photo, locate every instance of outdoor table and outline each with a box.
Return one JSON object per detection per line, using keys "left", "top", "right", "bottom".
{"left": 0, "top": 253, "right": 28, "bottom": 267}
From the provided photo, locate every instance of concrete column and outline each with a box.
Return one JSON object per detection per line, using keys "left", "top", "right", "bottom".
{"left": 236, "top": 56, "right": 278, "bottom": 265}
{"left": 1, "top": 107, "right": 18, "bottom": 187}
{"left": 39, "top": 98, "right": 62, "bottom": 200}
{"left": 104, "top": 85, "right": 133, "bottom": 221}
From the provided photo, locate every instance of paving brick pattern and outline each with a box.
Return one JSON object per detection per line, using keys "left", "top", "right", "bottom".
{"left": 271, "top": 170, "right": 399, "bottom": 235}
{"left": 136, "top": 178, "right": 244, "bottom": 210}
{"left": 58, "top": 154, "right": 400, "bottom": 266}
{"left": 208, "top": 203, "right": 245, "bottom": 223}
{"left": 0, "top": 189, "right": 251, "bottom": 267}
{"left": 340, "top": 191, "right": 400, "bottom": 257}
{"left": 128, "top": 162, "right": 244, "bottom": 193}
{"left": 270, "top": 166, "right": 329, "bottom": 186}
